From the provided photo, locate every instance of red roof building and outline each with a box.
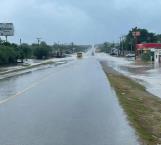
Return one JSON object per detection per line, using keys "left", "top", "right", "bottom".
{"left": 136, "top": 43, "right": 161, "bottom": 50}
{"left": 136, "top": 43, "right": 161, "bottom": 63}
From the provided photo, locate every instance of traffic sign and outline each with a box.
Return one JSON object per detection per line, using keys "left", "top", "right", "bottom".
{"left": 0, "top": 23, "right": 14, "bottom": 36}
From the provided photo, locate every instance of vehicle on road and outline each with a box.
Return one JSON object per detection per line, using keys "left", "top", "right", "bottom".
{"left": 77, "top": 52, "right": 83, "bottom": 58}
{"left": 125, "top": 53, "right": 135, "bottom": 57}
{"left": 110, "top": 48, "right": 118, "bottom": 56}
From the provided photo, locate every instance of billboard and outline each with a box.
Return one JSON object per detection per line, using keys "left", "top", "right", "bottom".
{"left": 0, "top": 23, "right": 14, "bottom": 36}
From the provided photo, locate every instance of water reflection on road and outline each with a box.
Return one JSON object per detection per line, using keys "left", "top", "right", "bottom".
{"left": 0, "top": 57, "right": 139, "bottom": 145}
{"left": 0, "top": 62, "right": 68, "bottom": 101}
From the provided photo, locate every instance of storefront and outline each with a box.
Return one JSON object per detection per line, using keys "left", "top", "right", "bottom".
{"left": 136, "top": 43, "right": 161, "bottom": 63}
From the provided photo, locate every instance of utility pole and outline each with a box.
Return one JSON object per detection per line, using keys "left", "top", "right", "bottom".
{"left": 20, "top": 38, "right": 22, "bottom": 46}
{"left": 122, "top": 36, "right": 124, "bottom": 56}
{"left": 71, "top": 42, "right": 74, "bottom": 53}
{"left": 120, "top": 35, "right": 125, "bottom": 56}
{"left": 5, "top": 36, "right": 8, "bottom": 42}
{"left": 134, "top": 36, "right": 137, "bottom": 60}
{"left": 130, "top": 39, "right": 133, "bottom": 53}
{"left": 37, "top": 38, "right": 41, "bottom": 46}
{"left": 120, "top": 37, "right": 122, "bottom": 56}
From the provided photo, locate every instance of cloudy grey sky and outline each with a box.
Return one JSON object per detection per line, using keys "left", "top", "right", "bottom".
{"left": 0, "top": 0, "right": 161, "bottom": 44}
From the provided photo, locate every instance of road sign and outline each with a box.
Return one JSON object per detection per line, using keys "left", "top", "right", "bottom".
{"left": 132, "top": 31, "right": 140, "bottom": 37}
{"left": 0, "top": 23, "right": 14, "bottom": 36}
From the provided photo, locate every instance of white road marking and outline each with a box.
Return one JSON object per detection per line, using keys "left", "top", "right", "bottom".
{"left": 0, "top": 59, "right": 79, "bottom": 105}
{"left": 0, "top": 72, "right": 53, "bottom": 105}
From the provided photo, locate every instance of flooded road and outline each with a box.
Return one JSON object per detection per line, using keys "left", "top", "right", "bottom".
{"left": 97, "top": 53, "right": 161, "bottom": 98}
{"left": 0, "top": 57, "right": 139, "bottom": 145}
{"left": 0, "top": 62, "right": 69, "bottom": 101}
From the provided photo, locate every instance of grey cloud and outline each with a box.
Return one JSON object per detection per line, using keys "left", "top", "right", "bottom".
{"left": 0, "top": 0, "right": 161, "bottom": 44}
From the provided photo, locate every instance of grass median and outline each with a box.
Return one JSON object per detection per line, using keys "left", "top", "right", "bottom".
{"left": 101, "top": 61, "right": 161, "bottom": 145}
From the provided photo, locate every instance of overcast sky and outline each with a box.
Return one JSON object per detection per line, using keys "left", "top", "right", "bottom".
{"left": 0, "top": 0, "right": 161, "bottom": 44}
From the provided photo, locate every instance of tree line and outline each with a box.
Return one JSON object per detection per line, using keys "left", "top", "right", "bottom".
{"left": 123, "top": 27, "right": 161, "bottom": 51}
{"left": 100, "top": 27, "right": 161, "bottom": 53}
{"left": 0, "top": 41, "right": 89, "bottom": 65}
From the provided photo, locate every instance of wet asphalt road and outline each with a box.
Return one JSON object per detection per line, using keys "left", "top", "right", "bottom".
{"left": 0, "top": 57, "right": 139, "bottom": 145}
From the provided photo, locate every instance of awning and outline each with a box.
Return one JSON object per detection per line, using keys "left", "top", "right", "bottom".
{"left": 136, "top": 43, "right": 161, "bottom": 50}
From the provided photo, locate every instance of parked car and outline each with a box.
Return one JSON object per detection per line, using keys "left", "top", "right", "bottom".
{"left": 110, "top": 48, "right": 118, "bottom": 56}
{"left": 126, "top": 53, "right": 135, "bottom": 57}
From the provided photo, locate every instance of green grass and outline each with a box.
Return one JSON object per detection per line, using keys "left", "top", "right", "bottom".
{"left": 101, "top": 63, "right": 161, "bottom": 145}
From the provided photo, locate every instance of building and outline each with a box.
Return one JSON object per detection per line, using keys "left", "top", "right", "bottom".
{"left": 136, "top": 43, "right": 161, "bottom": 63}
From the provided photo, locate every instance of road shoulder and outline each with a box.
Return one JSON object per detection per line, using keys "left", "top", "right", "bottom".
{"left": 100, "top": 60, "right": 161, "bottom": 145}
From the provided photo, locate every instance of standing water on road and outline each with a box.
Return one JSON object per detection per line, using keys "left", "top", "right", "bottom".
{"left": 0, "top": 61, "right": 70, "bottom": 101}
{"left": 97, "top": 53, "right": 161, "bottom": 98}
{"left": 0, "top": 57, "right": 139, "bottom": 145}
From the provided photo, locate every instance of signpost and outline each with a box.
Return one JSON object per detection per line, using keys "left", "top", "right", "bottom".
{"left": 132, "top": 30, "right": 141, "bottom": 60}
{"left": 0, "top": 23, "right": 14, "bottom": 42}
{"left": 132, "top": 31, "right": 140, "bottom": 37}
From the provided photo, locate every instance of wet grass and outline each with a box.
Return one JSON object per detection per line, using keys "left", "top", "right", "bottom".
{"left": 101, "top": 61, "right": 161, "bottom": 145}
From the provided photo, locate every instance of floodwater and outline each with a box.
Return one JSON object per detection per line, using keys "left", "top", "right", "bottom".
{"left": 0, "top": 57, "right": 139, "bottom": 145}
{"left": 97, "top": 53, "right": 161, "bottom": 98}
{"left": 0, "top": 62, "right": 69, "bottom": 101}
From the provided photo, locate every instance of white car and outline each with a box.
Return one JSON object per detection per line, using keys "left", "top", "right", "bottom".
{"left": 126, "top": 53, "right": 135, "bottom": 57}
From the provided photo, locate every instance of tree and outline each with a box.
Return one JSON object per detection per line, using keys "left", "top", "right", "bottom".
{"left": 123, "top": 27, "right": 161, "bottom": 51}
{"left": 21, "top": 43, "right": 32, "bottom": 59}
{"left": 33, "top": 41, "right": 52, "bottom": 59}
{"left": 0, "top": 45, "right": 17, "bottom": 65}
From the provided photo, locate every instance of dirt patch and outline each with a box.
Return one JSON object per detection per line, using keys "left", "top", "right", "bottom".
{"left": 100, "top": 61, "right": 161, "bottom": 145}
